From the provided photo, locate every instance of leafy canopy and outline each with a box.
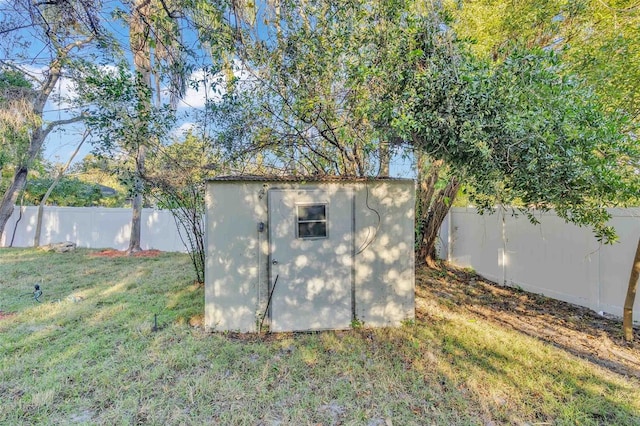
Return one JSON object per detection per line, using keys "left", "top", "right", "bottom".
{"left": 394, "top": 39, "right": 638, "bottom": 242}
{"left": 445, "top": 0, "right": 640, "bottom": 117}
{"left": 206, "top": 1, "right": 639, "bottom": 242}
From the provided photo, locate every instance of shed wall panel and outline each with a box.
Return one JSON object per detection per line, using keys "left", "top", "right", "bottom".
{"left": 353, "top": 181, "right": 415, "bottom": 327}
{"left": 205, "top": 179, "right": 415, "bottom": 332}
{"left": 205, "top": 182, "right": 267, "bottom": 332}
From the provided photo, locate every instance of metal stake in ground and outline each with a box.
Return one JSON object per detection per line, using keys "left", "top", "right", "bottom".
{"left": 31, "top": 284, "right": 42, "bottom": 302}
{"left": 259, "top": 274, "right": 279, "bottom": 333}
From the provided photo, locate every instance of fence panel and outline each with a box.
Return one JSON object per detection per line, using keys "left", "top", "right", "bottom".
{"left": 598, "top": 209, "right": 640, "bottom": 316}
{"left": 503, "top": 211, "right": 600, "bottom": 310}
{"left": 0, "top": 206, "right": 187, "bottom": 252}
{"left": 441, "top": 207, "right": 640, "bottom": 322}
{"left": 444, "top": 208, "right": 503, "bottom": 284}
{"left": 5, "top": 205, "right": 640, "bottom": 321}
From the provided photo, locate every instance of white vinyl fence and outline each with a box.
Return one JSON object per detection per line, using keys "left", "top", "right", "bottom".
{"left": 4, "top": 206, "right": 639, "bottom": 322}
{"left": 438, "top": 207, "right": 640, "bottom": 323}
{"left": 0, "top": 206, "right": 187, "bottom": 252}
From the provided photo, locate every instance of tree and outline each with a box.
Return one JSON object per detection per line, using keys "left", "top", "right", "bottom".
{"left": 78, "top": 62, "right": 216, "bottom": 283}
{"left": 117, "top": 0, "right": 187, "bottom": 253}
{"left": 445, "top": 0, "right": 640, "bottom": 339}
{"left": 400, "top": 46, "right": 638, "bottom": 264}
{"left": 144, "top": 132, "right": 219, "bottom": 283}
{"left": 76, "top": 61, "right": 176, "bottom": 204}
{"left": 195, "top": 0, "right": 411, "bottom": 176}
{"left": 0, "top": 0, "right": 105, "bottom": 241}
{"left": 445, "top": 0, "right": 640, "bottom": 117}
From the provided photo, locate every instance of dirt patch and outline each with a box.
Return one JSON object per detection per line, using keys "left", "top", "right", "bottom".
{"left": 188, "top": 314, "right": 204, "bottom": 328}
{"left": 69, "top": 409, "right": 94, "bottom": 423}
{"left": 417, "top": 265, "right": 640, "bottom": 379}
{"left": 89, "top": 249, "right": 162, "bottom": 258}
{"left": 0, "top": 311, "right": 15, "bottom": 320}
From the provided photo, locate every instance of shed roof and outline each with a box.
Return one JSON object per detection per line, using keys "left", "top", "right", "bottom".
{"left": 207, "top": 175, "right": 413, "bottom": 183}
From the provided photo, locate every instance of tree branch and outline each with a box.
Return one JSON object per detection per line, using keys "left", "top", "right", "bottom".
{"left": 61, "top": 36, "right": 95, "bottom": 55}
{"left": 0, "top": 23, "right": 39, "bottom": 35}
{"left": 42, "top": 114, "right": 86, "bottom": 140}
{"left": 0, "top": 60, "right": 43, "bottom": 84}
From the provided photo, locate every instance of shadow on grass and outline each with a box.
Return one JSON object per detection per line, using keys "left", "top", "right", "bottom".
{"left": 417, "top": 266, "right": 640, "bottom": 379}
{"left": 2, "top": 249, "right": 639, "bottom": 425}
{"left": 314, "top": 320, "right": 640, "bottom": 425}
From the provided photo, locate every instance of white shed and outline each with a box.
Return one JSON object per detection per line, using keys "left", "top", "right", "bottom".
{"left": 204, "top": 176, "right": 415, "bottom": 332}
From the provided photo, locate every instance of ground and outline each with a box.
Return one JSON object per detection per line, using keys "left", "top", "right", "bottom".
{"left": 417, "top": 265, "right": 640, "bottom": 380}
{"left": 0, "top": 310, "right": 14, "bottom": 320}
{"left": 40, "top": 248, "right": 640, "bottom": 379}
{"left": 1, "top": 249, "right": 638, "bottom": 424}
{"left": 89, "top": 249, "right": 162, "bottom": 258}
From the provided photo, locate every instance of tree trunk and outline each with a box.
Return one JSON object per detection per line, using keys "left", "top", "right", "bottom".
{"left": 0, "top": 166, "right": 28, "bottom": 240}
{"left": 378, "top": 141, "right": 389, "bottom": 177}
{"left": 420, "top": 177, "right": 459, "bottom": 268}
{"left": 415, "top": 151, "right": 459, "bottom": 268}
{"left": 127, "top": 144, "right": 147, "bottom": 254}
{"left": 623, "top": 237, "right": 640, "bottom": 342}
{"left": 34, "top": 181, "right": 58, "bottom": 248}
{"left": 416, "top": 151, "right": 450, "bottom": 268}
{"left": 128, "top": 0, "right": 152, "bottom": 255}
{"left": 127, "top": 191, "right": 144, "bottom": 253}
{"left": 416, "top": 155, "right": 443, "bottom": 225}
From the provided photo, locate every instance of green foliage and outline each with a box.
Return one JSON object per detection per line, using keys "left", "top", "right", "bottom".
{"left": 74, "top": 60, "right": 177, "bottom": 206}
{"left": 0, "top": 70, "right": 32, "bottom": 92}
{"left": 145, "top": 131, "right": 219, "bottom": 200}
{"left": 350, "top": 318, "right": 365, "bottom": 329}
{"left": 0, "top": 69, "right": 37, "bottom": 174}
{"left": 446, "top": 0, "right": 640, "bottom": 117}
{"left": 22, "top": 177, "right": 105, "bottom": 207}
{"left": 78, "top": 61, "right": 175, "bottom": 156}
{"left": 144, "top": 132, "right": 219, "bottom": 283}
{"left": 69, "top": 154, "right": 128, "bottom": 207}
{"left": 396, "top": 42, "right": 639, "bottom": 243}
{"left": 204, "top": 0, "right": 416, "bottom": 175}
{"left": 9, "top": 156, "right": 128, "bottom": 208}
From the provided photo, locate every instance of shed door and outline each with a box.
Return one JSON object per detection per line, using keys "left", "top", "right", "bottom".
{"left": 268, "top": 189, "right": 354, "bottom": 332}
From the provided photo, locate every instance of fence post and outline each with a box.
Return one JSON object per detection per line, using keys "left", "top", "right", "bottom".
{"left": 447, "top": 210, "right": 452, "bottom": 262}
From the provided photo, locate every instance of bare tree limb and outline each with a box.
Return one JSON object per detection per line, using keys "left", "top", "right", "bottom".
{"left": 34, "top": 128, "right": 91, "bottom": 246}
{"left": 41, "top": 114, "right": 85, "bottom": 140}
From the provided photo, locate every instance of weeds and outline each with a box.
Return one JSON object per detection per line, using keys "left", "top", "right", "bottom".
{"left": 0, "top": 248, "right": 638, "bottom": 425}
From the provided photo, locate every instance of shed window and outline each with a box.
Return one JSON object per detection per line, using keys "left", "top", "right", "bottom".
{"left": 297, "top": 204, "right": 327, "bottom": 239}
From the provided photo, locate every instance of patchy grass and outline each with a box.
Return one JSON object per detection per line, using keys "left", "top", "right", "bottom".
{"left": 0, "top": 248, "right": 639, "bottom": 425}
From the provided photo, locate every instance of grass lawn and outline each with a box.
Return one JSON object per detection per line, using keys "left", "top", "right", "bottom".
{"left": 1, "top": 248, "right": 638, "bottom": 425}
